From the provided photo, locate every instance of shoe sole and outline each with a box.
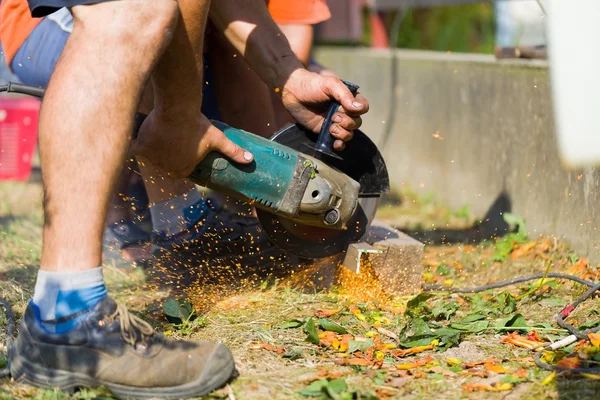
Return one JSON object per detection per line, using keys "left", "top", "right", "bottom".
{"left": 10, "top": 348, "right": 236, "bottom": 399}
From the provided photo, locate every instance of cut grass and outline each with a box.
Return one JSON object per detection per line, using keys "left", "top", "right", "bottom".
{"left": 2, "top": 179, "right": 600, "bottom": 399}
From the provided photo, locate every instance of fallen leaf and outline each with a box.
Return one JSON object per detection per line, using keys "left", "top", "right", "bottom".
{"left": 348, "top": 305, "right": 366, "bottom": 321}
{"left": 428, "top": 366, "right": 456, "bottom": 377}
{"left": 462, "top": 382, "right": 513, "bottom": 392}
{"left": 536, "top": 238, "right": 553, "bottom": 255}
{"left": 249, "top": 342, "right": 285, "bottom": 354}
{"left": 304, "top": 318, "right": 320, "bottom": 345}
{"left": 388, "top": 377, "right": 412, "bottom": 388}
{"left": 393, "top": 340, "right": 438, "bottom": 357}
{"left": 314, "top": 309, "right": 341, "bottom": 318}
{"left": 567, "top": 258, "right": 597, "bottom": 280}
{"left": 580, "top": 373, "right": 600, "bottom": 380}
{"left": 346, "top": 358, "right": 373, "bottom": 366}
{"left": 542, "top": 371, "right": 557, "bottom": 385}
{"left": 319, "top": 319, "right": 348, "bottom": 334}
{"left": 501, "top": 332, "right": 544, "bottom": 349}
{"left": 588, "top": 332, "right": 600, "bottom": 347}
{"left": 511, "top": 241, "right": 537, "bottom": 259}
{"left": 396, "top": 356, "right": 432, "bottom": 370}
{"left": 377, "top": 327, "right": 399, "bottom": 342}
{"left": 464, "top": 358, "right": 499, "bottom": 368}
{"left": 446, "top": 358, "right": 463, "bottom": 366}
{"left": 513, "top": 368, "right": 529, "bottom": 379}
{"left": 485, "top": 362, "right": 511, "bottom": 374}
{"left": 527, "top": 330, "right": 544, "bottom": 343}
{"left": 556, "top": 357, "right": 581, "bottom": 369}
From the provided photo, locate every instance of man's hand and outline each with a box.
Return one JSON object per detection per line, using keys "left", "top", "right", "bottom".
{"left": 281, "top": 69, "right": 369, "bottom": 150}
{"left": 132, "top": 111, "right": 253, "bottom": 178}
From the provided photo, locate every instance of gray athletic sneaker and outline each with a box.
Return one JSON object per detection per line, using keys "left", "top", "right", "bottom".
{"left": 10, "top": 297, "right": 236, "bottom": 399}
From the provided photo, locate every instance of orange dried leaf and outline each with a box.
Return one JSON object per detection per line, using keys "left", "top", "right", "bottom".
{"left": 393, "top": 341, "right": 437, "bottom": 357}
{"left": 588, "top": 333, "right": 600, "bottom": 347}
{"left": 511, "top": 241, "right": 537, "bottom": 259}
{"left": 249, "top": 342, "right": 285, "bottom": 354}
{"left": 314, "top": 309, "right": 341, "bottom": 318}
{"left": 536, "top": 238, "right": 553, "bottom": 255}
{"left": 527, "top": 330, "right": 545, "bottom": 343}
{"left": 462, "top": 382, "right": 513, "bottom": 392}
{"left": 347, "top": 358, "right": 373, "bottom": 366}
{"left": 485, "top": 362, "right": 511, "bottom": 374}
{"left": 464, "top": 358, "right": 499, "bottom": 368}
{"left": 567, "top": 258, "right": 597, "bottom": 280}
{"left": 513, "top": 368, "right": 529, "bottom": 379}
{"left": 396, "top": 356, "right": 432, "bottom": 370}
{"left": 501, "top": 333, "right": 542, "bottom": 349}
{"left": 556, "top": 357, "right": 581, "bottom": 369}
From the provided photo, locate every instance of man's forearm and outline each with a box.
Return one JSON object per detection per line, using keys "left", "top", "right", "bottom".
{"left": 152, "top": 0, "right": 210, "bottom": 114}
{"left": 209, "top": 0, "right": 303, "bottom": 92}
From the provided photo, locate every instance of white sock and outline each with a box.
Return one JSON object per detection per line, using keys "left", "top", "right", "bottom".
{"left": 150, "top": 187, "right": 205, "bottom": 236}
{"left": 32, "top": 267, "right": 107, "bottom": 332}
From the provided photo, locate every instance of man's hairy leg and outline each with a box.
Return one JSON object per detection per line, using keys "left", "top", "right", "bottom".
{"left": 39, "top": 0, "right": 178, "bottom": 272}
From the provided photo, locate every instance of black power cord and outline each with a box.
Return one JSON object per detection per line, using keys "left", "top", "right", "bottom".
{"left": 425, "top": 273, "right": 600, "bottom": 373}
{"left": 0, "top": 82, "right": 45, "bottom": 98}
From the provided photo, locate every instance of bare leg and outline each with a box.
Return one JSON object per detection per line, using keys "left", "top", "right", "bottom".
{"left": 39, "top": 0, "right": 178, "bottom": 272}
{"left": 135, "top": 84, "right": 196, "bottom": 205}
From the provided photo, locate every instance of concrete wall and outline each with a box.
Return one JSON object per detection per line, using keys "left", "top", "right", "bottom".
{"left": 314, "top": 47, "right": 600, "bottom": 260}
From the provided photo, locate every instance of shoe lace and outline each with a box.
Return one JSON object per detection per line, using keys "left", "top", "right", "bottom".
{"left": 110, "top": 303, "right": 154, "bottom": 346}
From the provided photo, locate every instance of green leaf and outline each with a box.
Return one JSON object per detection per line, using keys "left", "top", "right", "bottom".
{"left": 0, "top": 357, "right": 6, "bottom": 369}
{"left": 304, "top": 318, "right": 320, "bottom": 344}
{"left": 400, "top": 337, "right": 437, "bottom": 348}
{"left": 432, "top": 300, "right": 459, "bottom": 320}
{"left": 319, "top": 318, "right": 348, "bottom": 334}
{"left": 497, "top": 292, "right": 517, "bottom": 314}
{"left": 324, "top": 378, "right": 348, "bottom": 397}
{"left": 163, "top": 297, "right": 190, "bottom": 324}
{"left": 450, "top": 320, "right": 489, "bottom": 333}
{"left": 279, "top": 319, "right": 304, "bottom": 329}
{"left": 407, "top": 293, "right": 435, "bottom": 309}
{"left": 503, "top": 212, "right": 528, "bottom": 238}
{"left": 501, "top": 374, "right": 528, "bottom": 384}
{"left": 494, "top": 314, "right": 529, "bottom": 330}
{"left": 282, "top": 349, "right": 303, "bottom": 361}
{"left": 299, "top": 379, "right": 328, "bottom": 397}
{"left": 406, "top": 318, "right": 434, "bottom": 337}
{"left": 493, "top": 238, "right": 514, "bottom": 261}
{"left": 436, "top": 264, "right": 451, "bottom": 276}
{"left": 298, "top": 378, "right": 348, "bottom": 399}
{"left": 348, "top": 339, "right": 375, "bottom": 354}
{"left": 540, "top": 297, "right": 565, "bottom": 308}
{"left": 461, "top": 314, "right": 487, "bottom": 323}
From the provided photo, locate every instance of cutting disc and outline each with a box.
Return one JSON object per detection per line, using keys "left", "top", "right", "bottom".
{"left": 256, "top": 124, "right": 390, "bottom": 259}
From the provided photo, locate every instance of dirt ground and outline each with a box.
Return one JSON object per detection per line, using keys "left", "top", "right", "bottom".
{"left": 2, "top": 176, "right": 600, "bottom": 399}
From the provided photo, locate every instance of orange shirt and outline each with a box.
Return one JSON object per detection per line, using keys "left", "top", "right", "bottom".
{"left": 267, "top": 0, "right": 331, "bottom": 25}
{"left": 0, "top": 0, "right": 41, "bottom": 66}
{"left": 0, "top": 0, "right": 330, "bottom": 67}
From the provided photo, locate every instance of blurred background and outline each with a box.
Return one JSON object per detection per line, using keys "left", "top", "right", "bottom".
{"left": 0, "top": 0, "right": 548, "bottom": 83}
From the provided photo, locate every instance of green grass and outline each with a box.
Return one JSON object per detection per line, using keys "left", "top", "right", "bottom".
{"left": 2, "top": 178, "right": 600, "bottom": 399}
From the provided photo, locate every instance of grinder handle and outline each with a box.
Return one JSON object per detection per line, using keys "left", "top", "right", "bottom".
{"left": 314, "top": 80, "right": 360, "bottom": 158}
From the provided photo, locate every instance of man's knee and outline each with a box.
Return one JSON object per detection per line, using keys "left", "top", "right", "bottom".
{"left": 71, "top": 0, "right": 179, "bottom": 51}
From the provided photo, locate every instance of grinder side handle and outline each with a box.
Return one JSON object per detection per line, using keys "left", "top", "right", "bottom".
{"left": 313, "top": 80, "right": 360, "bottom": 159}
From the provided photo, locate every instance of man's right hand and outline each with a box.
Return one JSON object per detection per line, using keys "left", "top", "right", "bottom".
{"left": 132, "top": 110, "right": 254, "bottom": 178}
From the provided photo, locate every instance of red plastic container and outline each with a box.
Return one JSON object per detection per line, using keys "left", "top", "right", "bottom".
{"left": 0, "top": 97, "right": 40, "bottom": 181}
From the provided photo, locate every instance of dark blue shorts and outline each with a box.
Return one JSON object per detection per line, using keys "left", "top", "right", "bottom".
{"left": 13, "top": 7, "right": 221, "bottom": 120}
